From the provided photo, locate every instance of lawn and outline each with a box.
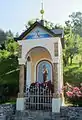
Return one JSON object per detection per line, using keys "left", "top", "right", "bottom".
{"left": 64, "top": 63, "right": 82, "bottom": 86}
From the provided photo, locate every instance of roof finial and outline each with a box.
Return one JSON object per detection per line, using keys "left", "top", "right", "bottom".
{"left": 40, "top": 0, "right": 44, "bottom": 20}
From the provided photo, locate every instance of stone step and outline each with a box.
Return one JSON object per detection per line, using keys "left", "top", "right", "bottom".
{"left": 14, "top": 111, "right": 61, "bottom": 120}
{"left": 0, "top": 116, "right": 6, "bottom": 120}
{"left": 11, "top": 108, "right": 82, "bottom": 120}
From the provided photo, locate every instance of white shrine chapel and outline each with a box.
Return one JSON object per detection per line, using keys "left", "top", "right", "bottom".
{"left": 16, "top": 20, "right": 64, "bottom": 113}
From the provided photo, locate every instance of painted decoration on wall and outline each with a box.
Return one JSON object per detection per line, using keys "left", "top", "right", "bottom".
{"left": 37, "top": 60, "right": 52, "bottom": 83}
{"left": 24, "top": 26, "right": 52, "bottom": 39}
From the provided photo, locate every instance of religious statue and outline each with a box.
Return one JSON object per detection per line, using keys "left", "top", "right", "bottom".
{"left": 42, "top": 65, "right": 48, "bottom": 82}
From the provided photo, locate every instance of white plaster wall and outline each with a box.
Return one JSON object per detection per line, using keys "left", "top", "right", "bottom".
{"left": 18, "top": 37, "right": 60, "bottom": 63}
{"left": 18, "top": 58, "right": 26, "bottom": 65}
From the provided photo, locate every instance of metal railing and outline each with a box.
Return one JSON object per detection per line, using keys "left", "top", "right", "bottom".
{"left": 24, "top": 83, "right": 53, "bottom": 111}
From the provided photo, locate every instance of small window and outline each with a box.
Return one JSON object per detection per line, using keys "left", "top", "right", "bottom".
{"left": 54, "top": 43, "right": 58, "bottom": 56}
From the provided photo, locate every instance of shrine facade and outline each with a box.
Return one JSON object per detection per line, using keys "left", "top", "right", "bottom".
{"left": 16, "top": 20, "right": 64, "bottom": 113}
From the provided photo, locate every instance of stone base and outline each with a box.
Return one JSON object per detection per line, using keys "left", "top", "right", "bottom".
{"left": 52, "top": 98, "right": 61, "bottom": 113}
{"left": 0, "top": 116, "right": 6, "bottom": 120}
{"left": 14, "top": 110, "right": 60, "bottom": 120}
{"left": 16, "top": 98, "right": 25, "bottom": 111}
{"left": 18, "top": 92, "right": 24, "bottom": 98}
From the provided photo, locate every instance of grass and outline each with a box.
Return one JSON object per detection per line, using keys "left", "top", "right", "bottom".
{"left": 64, "top": 63, "right": 82, "bottom": 86}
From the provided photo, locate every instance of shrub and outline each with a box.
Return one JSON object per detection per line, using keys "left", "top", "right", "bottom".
{"left": 63, "top": 82, "right": 82, "bottom": 106}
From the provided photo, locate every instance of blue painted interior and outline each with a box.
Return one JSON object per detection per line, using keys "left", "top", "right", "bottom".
{"left": 37, "top": 61, "right": 52, "bottom": 83}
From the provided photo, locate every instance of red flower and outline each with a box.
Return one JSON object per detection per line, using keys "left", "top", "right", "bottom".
{"left": 77, "top": 94, "right": 82, "bottom": 97}
{"left": 66, "top": 91, "right": 73, "bottom": 97}
{"left": 73, "top": 87, "right": 80, "bottom": 92}
{"left": 78, "top": 91, "right": 82, "bottom": 95}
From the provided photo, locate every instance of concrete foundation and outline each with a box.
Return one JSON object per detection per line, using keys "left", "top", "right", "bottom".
{"left": 16, "top": 98, "right": 25, "bottom": 111}
{"left": 52, "top": 98, "right": 61, "bottom": 113}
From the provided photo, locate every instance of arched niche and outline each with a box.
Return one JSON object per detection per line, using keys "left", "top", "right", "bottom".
{"left": 36, "top": 60, "right": 52, "bottom": 83}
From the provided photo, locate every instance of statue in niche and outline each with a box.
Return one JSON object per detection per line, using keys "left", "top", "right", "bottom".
{"left": 42, "top": 65, "right": 48, "bottom": 82}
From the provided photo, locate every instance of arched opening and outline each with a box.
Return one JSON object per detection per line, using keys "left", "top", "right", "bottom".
{"left": 25, "top": 47, "right": 53, "bottom": 111}
{"left": 26, "top": 46, "right": 52, "bottom": 87}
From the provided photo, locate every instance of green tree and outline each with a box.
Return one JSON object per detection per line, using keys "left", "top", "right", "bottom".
{"left": 63, "top": 23, "right": 78, "bottom": 65}
{"left": 0, "top": 29, "right": 7, "bottom": 44}
{"left": 55, "top": 24, "right": 63, "bottom": 29}
{"left": 6, "top": 30, "right": 13, "bottom": 40}
{"left": 0, "top": 50, "right": 10, "bottom": 60}
{"left": 0, "top": 30, "right": 14, "bottom": 50}
{"left": 25, "top": 18, "right": 56, "bottom": 29}
{"left": 5, "top": 39, "right": 19, "bottom": 56}
{"left": 25, "top": 18, "right": 39, "bottom": 28}
{"left": 69, "top": 12, "right": 82, "bottom": 37}
{"left": 64, "top": 12, "right": 82, "bottom": 66}
{"left": 77, "top": 36, "right": 82, "bottom": 66}
{"left": 15, "top": 32, "right": 19, "bottom": 38}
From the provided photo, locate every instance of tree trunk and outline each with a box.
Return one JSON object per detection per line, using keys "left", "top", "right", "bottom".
{"left": 70, "top": 56, "right": 73, "bottom": 65}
